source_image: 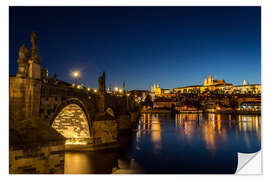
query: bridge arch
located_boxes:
[240,101,261,111]
[237,97,261,107]
[50,98,93,145]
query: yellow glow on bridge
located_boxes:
[52,104,90,146]
[65,139,87,145]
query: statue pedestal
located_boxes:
[28,60,40,79]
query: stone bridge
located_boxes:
[39,81,137,147]
[10,76,139,150]
[9,32,140,174]
[237,96,261,107]
[9,32,139,152]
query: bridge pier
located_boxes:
[9,33,66,174]
[9,77,41,127]
[9,76,66,174]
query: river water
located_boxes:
[64,113,261,174]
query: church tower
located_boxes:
[243,80,249,86]
[204,76,208,86]
[152,84,156,92]
[208,73,213,85]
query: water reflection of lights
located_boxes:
[64,152,93,174]
[139,113,163,152]
[237,115,261,134]
[208,113,215,121]
[143,113,260,155]
[175,114,200,138]
[141,113,163,151]
[175,113,260,154]
[217,114,221,133]
[204,122,216,150]
[176,113,202,121]
[151,114,162,151]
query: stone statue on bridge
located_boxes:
[98,72,106,94]
[98,72,106,112]
[30,32,40,64]
[16,44,30,77]
[16,32,41,79]
[31,32,38,50]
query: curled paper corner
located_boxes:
[236,150,262,175]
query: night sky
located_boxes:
[9,7,261,90]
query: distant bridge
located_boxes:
[237,97,261,107]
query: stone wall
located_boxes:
[40,95,63,124]
[9,144,65,174]
[9,77,41,126]
[92,120,118,145]
[118,115,131,132]
[118,112,139,133]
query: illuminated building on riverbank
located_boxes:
[151,84,171,95]
[173,73,261,94]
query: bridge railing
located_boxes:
[41,83,97,98]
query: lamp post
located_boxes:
[72,71,80,85]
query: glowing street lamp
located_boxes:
[114,87,119,92]
[73,71,79,78]
[72,71,80,85]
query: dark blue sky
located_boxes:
[9,7,261,90]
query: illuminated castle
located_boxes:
[152,83,162,95]
[204,73,229,86]
[173,73,261,94]
[151,83,171,95]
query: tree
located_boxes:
[204,88,210,94]
[143,95,153,108]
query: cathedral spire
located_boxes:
[204,76,208,86]
[208,73,213,85]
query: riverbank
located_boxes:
[141,109,171,113]
[142,108,261,115]
[205,109,261,115]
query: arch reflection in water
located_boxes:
[64,151,119,174]
[65,152,92,174]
